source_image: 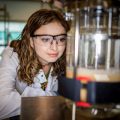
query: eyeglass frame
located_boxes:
[31,34,67,46]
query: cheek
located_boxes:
[35,46,46,54]
[59,46,66,56]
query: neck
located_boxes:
[42,63,52,75]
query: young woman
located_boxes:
[0,9,70,119]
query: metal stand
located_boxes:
[72,102,76,120]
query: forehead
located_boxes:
[34,22,66,35]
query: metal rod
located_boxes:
[106,8,112,70]
[72,102,76,120]
[74,2,80,79]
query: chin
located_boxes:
[48,58,58,63]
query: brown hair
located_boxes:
[10,40,20,48]
[12,9,70,85]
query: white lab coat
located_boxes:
[0,46,58,119]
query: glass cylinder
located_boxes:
[66,0,120,82]
[65,0,120,118]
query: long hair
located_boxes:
[12,9,70,85]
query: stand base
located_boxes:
[58,76,120,104]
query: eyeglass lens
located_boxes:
[33,35,67,46]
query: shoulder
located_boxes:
[2,46,17,57]
[1,46,19,64]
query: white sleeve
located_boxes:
[21,73,58,97]
[0,47,57,119]
[0,47,21,119]
[21,82,57,97]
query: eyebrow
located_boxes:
[31,34,67,37]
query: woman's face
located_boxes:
[30,22,66,65]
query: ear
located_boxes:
[30,37,34,48]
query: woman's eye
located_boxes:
[41,38,50,42]
[59,37,66,42]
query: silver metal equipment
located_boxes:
[58,0,120,119]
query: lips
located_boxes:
[48,53,58,57]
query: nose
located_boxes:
[50,40,58,51]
